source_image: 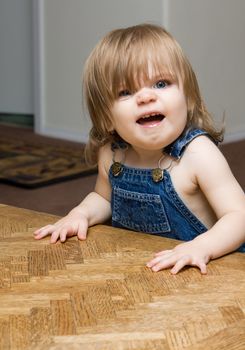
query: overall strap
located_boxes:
[164,128,212,159]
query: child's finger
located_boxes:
[197,261,207,274]
[59,228,69,243]
[33,225,55,239]
[146,255,165,268]
[154,249,173,257]
[170,255,190,274]
[147,255,177,272]
[50,230,62,244]
[77,221,88,240]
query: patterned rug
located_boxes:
[0,138,97,188]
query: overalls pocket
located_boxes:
[112,187,171,234]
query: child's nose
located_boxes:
[136,88,157,105]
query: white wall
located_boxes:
[34,0,164,142]
[167,0,245,141]
[0,0,33,114]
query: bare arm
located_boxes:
[147,137,245,274]
[34,144,113,243]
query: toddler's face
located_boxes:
[110,66,187,153]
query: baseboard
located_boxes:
[0,113,34,128]
[35,125,89,144]
[223,130,245,143]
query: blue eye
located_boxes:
[118,89,131,97]
[154,80,169,89]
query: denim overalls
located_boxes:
[109,128,245,252]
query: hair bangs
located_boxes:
[109,34,182,99]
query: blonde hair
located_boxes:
[83,23,223,165]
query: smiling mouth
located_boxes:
[136,113,165,126]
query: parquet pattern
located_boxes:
[0,204,245,350]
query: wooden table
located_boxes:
[0,204,245,350]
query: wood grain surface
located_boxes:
[0,204,244,350]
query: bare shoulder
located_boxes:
[186,134,219,154]
[184,135,244,203]
[183,135,229,173]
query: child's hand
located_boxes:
[33,209,88,243]
[146,240,211,274]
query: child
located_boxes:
[34,24,245,274]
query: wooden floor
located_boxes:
[1,204,245,350]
